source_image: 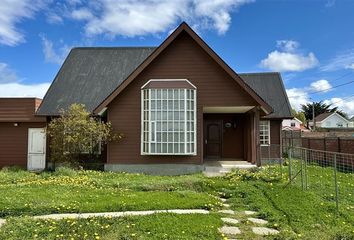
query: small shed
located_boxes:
[0,98,46,170]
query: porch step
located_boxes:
[203,163,257,177]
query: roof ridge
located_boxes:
[72,47,157,50]
[239,72,280,75]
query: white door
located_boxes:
[27,128,46,171]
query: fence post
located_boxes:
[333,153,339,214]
[301,150,304,190]
[304,148,308,190]
[288,147,292,183]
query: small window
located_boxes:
[259,120,270,145]
[291,122,295,127]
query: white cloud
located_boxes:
[324,97,354,117]
[46,12,64,24]
[0,82,50,98]
[66,0,253,38]
[321,49,354,71]
[40,35,71,65]
[286,88,310,111]
[260,40,319,72]
[310,79,332,92]
[0,0,45,46]
[0,62,20,83]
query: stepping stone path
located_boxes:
[248,217,268,225]
[0,219,5,228]
[218,209,235,214]
[221,218,239,225]
[244,210,257,215]
[252,227,279,235]
[219,226,241,235]
[216,194,279,237]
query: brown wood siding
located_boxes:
[0,122,46,168]
[107,32,258,164]
[0,98,46,122]
[260,120,282,159]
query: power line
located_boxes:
[288,71,354,98]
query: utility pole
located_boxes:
[312,101,316,131]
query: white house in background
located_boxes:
[310,112,351,129]
[349,117,354,128]
[282,117,303,131]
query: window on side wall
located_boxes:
[259,120,270,145]
[141,79,197,155]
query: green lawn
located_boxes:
[0,165,353,239]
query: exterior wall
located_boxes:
[0,98,45,122]
[0,98,46,169]
[282,119,301,128]
[107,32,258,165]
[260,119,282,160]
[315,114,350,128]
[0,122,46,168]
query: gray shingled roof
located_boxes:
[314,112,334,122]
[239,72,292,119]
[37,47,156,115]
[37,48,292,119]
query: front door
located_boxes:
[204,120,222,158]
[27,128,46,171]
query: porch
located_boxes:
[202,107,261,166]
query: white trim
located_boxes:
[292,117,303,124]
[140,89,144,155]
[259,120,270,146]
[97,107,107,116]
[141,79,197,89]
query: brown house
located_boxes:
[0,23,292,174]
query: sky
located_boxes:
[0,0,354,117]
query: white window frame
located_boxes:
[140,80,197,156]
[259,120,270,146]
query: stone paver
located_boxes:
[248,217,268,225]
[223,203,230,208]
[218,210,235,215]
[252,227,279,235]
[221,217,239,225]
[219,198,227,202]
[219,226,241,235]
[244,210,257,215]
[0,219,5,228]
[33,209,209,220]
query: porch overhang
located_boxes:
[203,106,258,114]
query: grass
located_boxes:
[0,213,223,240]
[0,164,353,239]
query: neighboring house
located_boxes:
[349,117,354,128]
[310,112,351,129]
[0,23,292,174]
[282,118,302,131]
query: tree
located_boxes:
[291,109,306,124]
[48,104,122,167]
[300,101,348,120]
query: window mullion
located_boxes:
[184,89,187,154]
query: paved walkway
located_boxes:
[0,209,209,228]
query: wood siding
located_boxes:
[107,32,259,164]
[0,98,45,122]
[0,122,46,168]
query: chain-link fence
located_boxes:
[259,145,354,214]
[285,147,354,213]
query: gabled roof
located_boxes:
[36,47,156,115]
[314,112,350,123]
[240,72,292,119]
[37,22,286,117]
[93,22,273,115]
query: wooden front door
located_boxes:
[204,120,223,158]
[27,128,46,171]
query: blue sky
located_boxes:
[0,0,354,116]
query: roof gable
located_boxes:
[37,47,156,115]
[316,112,349,123]
[93,22,273,115]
